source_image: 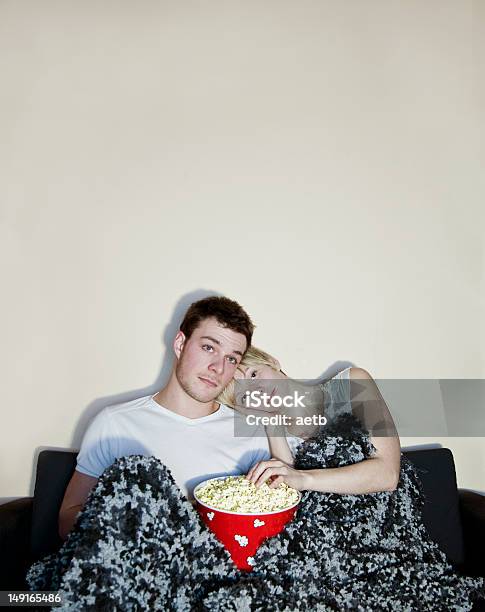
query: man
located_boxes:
[59,296,270,539]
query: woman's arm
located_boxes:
[264,424,295,465]
[247,438,400,494]
[303,433,401,494]
[247,368,401,494]
[233,401,295,466]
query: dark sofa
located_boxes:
[1,447,484,607]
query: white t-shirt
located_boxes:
[76,394,272,500]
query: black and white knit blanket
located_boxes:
[27,415,485,611]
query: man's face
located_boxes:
[174,317,247,403]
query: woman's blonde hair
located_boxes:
[216,345,281,408]
[218,345,324,439]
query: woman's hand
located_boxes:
[246,458,311,492]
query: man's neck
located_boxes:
[153,375,220,420]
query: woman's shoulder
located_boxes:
[348,367,373,380]
[323,368,374,412]
[322,367,373,399]
[333,367,373,381]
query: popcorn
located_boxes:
[195,475,299,513]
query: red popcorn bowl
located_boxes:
[193,476,301,571]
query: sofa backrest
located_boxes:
[30,447,464,565]
[31,450,78,561]
[403,448,464,564]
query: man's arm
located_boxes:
[60,407,118,539]
[58,470,98,540]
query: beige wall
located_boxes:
[1,1,483,499]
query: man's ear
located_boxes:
[173,331,186,359]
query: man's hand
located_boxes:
[245,458,311,492]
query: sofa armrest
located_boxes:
[0,498,33,589]
[459,489,485,578]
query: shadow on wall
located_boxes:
[28,288,225,496]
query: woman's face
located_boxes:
[232,360,288,411]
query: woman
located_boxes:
[218,346,402,497]
[213,346,485,610]
[27,348,485,610]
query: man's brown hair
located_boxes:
[180,296,254,349]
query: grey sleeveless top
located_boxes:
[286,367,352,456]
